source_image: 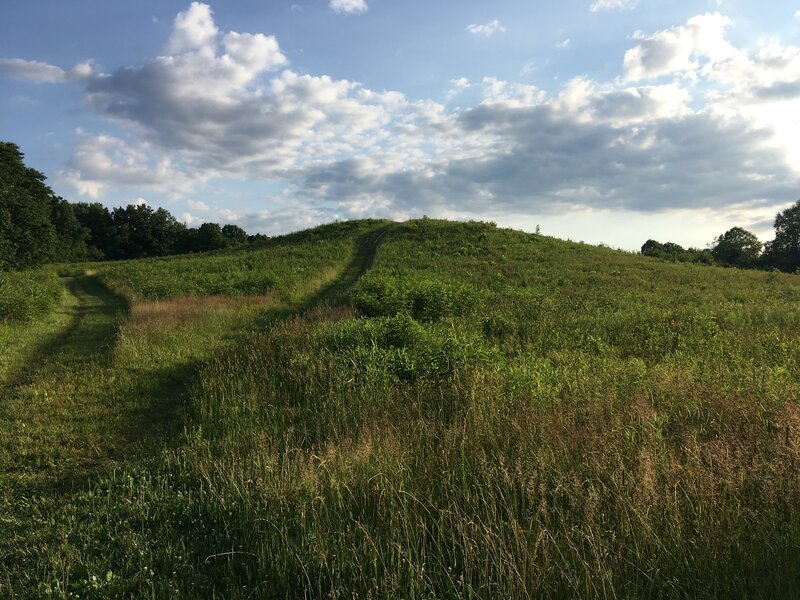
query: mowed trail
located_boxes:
[0,225,392,494]
[0,276,128,491]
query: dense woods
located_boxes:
[0,142,256,271]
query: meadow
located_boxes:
[1,219,798,598]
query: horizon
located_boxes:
[2,0,799,251]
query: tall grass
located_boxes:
[85,219,389,302]
[0,269,62,322]
[6,219,800,598]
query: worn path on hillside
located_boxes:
[1,227,394,594]
[0,276,128,491]
[0,225,392,494]
[303,225,390,308]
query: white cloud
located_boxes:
[795,10,800,18]
[0,58,93,83]
[217,207,239,222]
[59,132,195,197]
[590,0,638,12]
[41,4,800,232]
[164,2,218,54]
[329,0,367,15]
[188,199,210,211]
[466,20,506,37]
[556,39,571,49]
[623,13,737,80]
[133,197,148,206]
[445,77,471,101]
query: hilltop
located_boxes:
[1,218,799,598]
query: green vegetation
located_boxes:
[0,269,63,323]
[1,141,261,270]
[1,218,799,598]
[642,199,800,272]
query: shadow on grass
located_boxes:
[2,276,128,390]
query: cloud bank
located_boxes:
[1,4,799,235]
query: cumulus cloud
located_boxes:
[623,13,737,80]
[21,3,797,233]
[164,2,218,54]
[590,0,638,12]
[466,20,506,37]
[58,132,195,198]
[0,58,93,83]
[329,0,367,15]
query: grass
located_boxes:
[1,218,799,598]
[0,269,63,323]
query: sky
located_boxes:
[1,0,799,250]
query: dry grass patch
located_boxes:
[126,295,276,330]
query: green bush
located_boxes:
[321,314,498,381]
[352,275,477,321]
[0,269,62,322]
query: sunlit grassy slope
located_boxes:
[2,218,799,598]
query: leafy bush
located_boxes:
[0,269,62,322]
[321,314,499,381]
[352,275,477,321]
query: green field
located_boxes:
[1,219,798,598]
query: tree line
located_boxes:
[1,141,263,271]
[641,204,800,273]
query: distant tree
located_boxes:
[763,200,800,273]
[111,204,187,259]
[641,238,713,265]
[247,233,270,245]
[177,227,200,254]
[641,239,664,256]
[73,202,117,259]
[49,196,91,262]
[196,222,227,252]
[222,223,248,246]
[0,142,59,270]
[711,226,762,268]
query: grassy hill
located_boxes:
[1,218,799,598]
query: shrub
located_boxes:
[321,315,499,382]
[351,275,477,321]
[0,269,62,322]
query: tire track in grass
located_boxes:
[0,226,393,493]
[0,276,127,491]
[0,224,395,597]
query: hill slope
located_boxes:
[1,219,799,598]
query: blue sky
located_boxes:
[2,0,799,249]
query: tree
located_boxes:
[640,239,712,264]
[111,204,187,259]
[73,202,117,259]
[222,224,248,246]
[763,200,800,273]
[196,222,227,252]
[710,226,762,268]
[641,239,664,256]
[0,142,59,269]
